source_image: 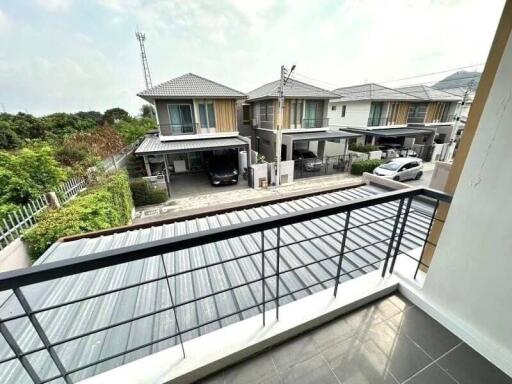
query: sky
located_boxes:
[0,0,505,116]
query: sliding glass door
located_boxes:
[168,104,194,135]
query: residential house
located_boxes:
[135,73,250,194]
[245,78,359,163]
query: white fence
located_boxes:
[0,176,87,250]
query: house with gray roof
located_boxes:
[328,83,464,160]
[135,73,251,195]
[243,78,359,167]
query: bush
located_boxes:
[114,117,155,144]
[24,172,133,260]
[349,143,379,153]
[0,121,22,150]
[130,179,168,207]
[350,159,382,175]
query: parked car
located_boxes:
[208,155,238,186]
[292,149,322,171]
[373,157,423,181]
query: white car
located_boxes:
[373,157,423,181]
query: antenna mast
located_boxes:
[135,31,153,90]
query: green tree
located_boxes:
[104,108,130,125]
[0,146,66,205]
[7,113,48,140]
[75,111,104,125]
[0,121,22,149]
[140,104,156,119]
[42,113,97,135]
[114,117,155,144]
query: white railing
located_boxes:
[101,139,141,171]
[0,177,87,250]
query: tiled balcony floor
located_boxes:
[199,293,512,384]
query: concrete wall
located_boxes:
[269,160,294,185]
[421,31,512,376]
[0,238,31,272]
[428,162,452,191]
[255,129,276,162]
[328,100,371,127]
[250,163,268,189]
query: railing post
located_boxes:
[0,320,41,383]
[275,227,281,320]
[381,198,405,277]
[389,197,413,273]
[414,200,440,279]
[159,254,186,358]
[333,211,351,297]
[261,231,266,326]
[13,288,72,384]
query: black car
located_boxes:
[292,149,322,171]
[208,155,239,186]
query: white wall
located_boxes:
[328,100,371,127]
[421,32,512,376]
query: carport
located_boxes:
[135,135,250,196]
[344,127,435,147]
[282,130,362,160]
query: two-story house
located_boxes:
[135,73,250,194]
[328,83,462,152]
[245,78,359,163]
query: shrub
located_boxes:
[24,172,133,260]
[130,179,168,207]
[349,143,379,153]
[114,117,155,144]
[0,121,22,150]
[350,159,382,175]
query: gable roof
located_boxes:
[396,85,461,101]
[137,73,247,99]
[246,78,339,101]
[332,83,419,102]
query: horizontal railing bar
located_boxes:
[0,187,449,291]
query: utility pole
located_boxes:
[275,64,295,187]
[452,80,474,140]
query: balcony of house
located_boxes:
[0,180,460,384]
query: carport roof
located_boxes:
[135,136,248,155]
[285,130,361,141]
[344,127,433,137]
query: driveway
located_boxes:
[403,163,435,187]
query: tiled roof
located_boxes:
[247,78,339,101]
[396,85,461,101]
[137,73,247,99]
[332,83,419,102]
[135,136,248,155]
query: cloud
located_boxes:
[36,0,73,12]
[0,9,10,34]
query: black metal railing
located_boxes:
[301,118,329,128]
[0,187,451,383]
[159,122,199,136]
[294,154,353,179]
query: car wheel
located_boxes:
[415,171,423,180]
[393,175,400,181]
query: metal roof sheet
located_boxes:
[332,83,419,102]
[285,130,361,141]
[135,136,248,155]
[345,127,434,137]
[137,73,247,99]
[0,185,434,383]
[247,78,339,101]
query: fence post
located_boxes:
[334,211,351,297]
[382,199,405,277]
[261,231,266,326]
[275,227,281,320]
[46,192,61,210]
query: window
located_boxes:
[242,105,250,123]
[198,102,216,129]
[290,99,303,126]
[341,105,346,118]
[259,100,274,122]
[167,104,194,135]
[331,105,336,111]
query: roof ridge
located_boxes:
[185,72,246,96]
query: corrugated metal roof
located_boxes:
[396,85,461,101]
[345,127,434,137]
[137,73,247,99]
[135,136,248,155]
[332,83,419,102]
[247,78,339,101]
[285,130,361,141]
[0,185,434,383]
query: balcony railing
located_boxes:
[0,187,451,383]
[301,118,329,128]
[159,122,199,136]
[407,114,456,125]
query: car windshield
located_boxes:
[380,162,402,171]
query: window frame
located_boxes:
[198,100,216,130]
[167,103,195,135]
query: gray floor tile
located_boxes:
[196,371,225,384]
[326,342,398,384]
[387,293,414,312]
[224,352,279,384]
[270,333,320,372]
[321,335,361,364]
[388,306,461,359]
[310,317,356,352]
[438,343,512,384]
[279,355,340,384]
[346,296,405,332]
[404,364,457,384]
